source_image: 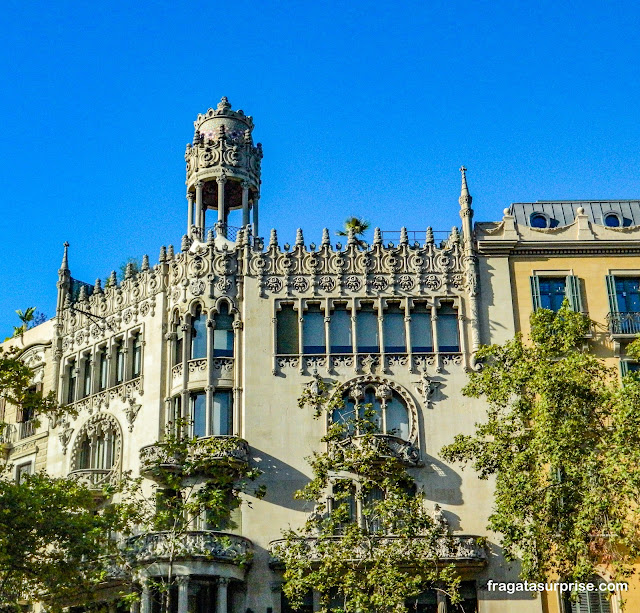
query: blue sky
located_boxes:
[1,0,639,335]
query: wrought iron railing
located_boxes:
[18,420,35,439]
[332,434,421,467]
[68,468,115,491]
[607,311,640,335]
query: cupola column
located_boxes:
[252,195,260,237]
[195,181,204,238]
[187,192,194,234]
[217,175,227,229]
[241,181,250,228]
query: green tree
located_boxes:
[441,303,640,585]
[275,377,469,613]
[336,217,370,248]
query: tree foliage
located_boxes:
[441,303,640,584]
[276,377,465,613]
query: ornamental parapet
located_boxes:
[268,535,486,568]
[332,434,421,467]
[68,468,117,493]
[139,435,249,481]
[127,530,253,565]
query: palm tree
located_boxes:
[14,307,36,337]
[336,216,370,247]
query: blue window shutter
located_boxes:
[606,274,618,313]
[530,276,541,311]
[566,275,583,312]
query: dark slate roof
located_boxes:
[510,201,640,228]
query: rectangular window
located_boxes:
[383,303,406,352]
[82,354,92,398]
[277,304,299,354]
[437,303,460,352]
[410,302,433,353]
[169,396,181,433]
[211,390,233,436]
[98,348,108,391]
[132,333,142,378]
[531,275,583,313]
[330,304,352,353]
[356,304,379,353]
[115,341,125,384]
[213,310,234,357]
[191,392,207,438]
[607,275,640,335]
[191,310,207,360]
[303,304,326,354]
[175,325,184,365]
[615,277,640,312]
[539,277,567,311]
[16,462,32,484]
[67,360,77,404]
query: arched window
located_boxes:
[604,212,622,228]
[530,212,550,228]
[190,306,207,360]
[71,413,122,486]
[173,314,184,366]
[213,302,234,357]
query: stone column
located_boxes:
[177,576,189,613]
[241,181,250,228]
[217,175,227,229]
[187,191,194,234]
[217,577,229,613]
[252,194,260,237]
[140,582,151,613]
[195,181,204,238]
[436,589,448,613]
[206,317,215,433]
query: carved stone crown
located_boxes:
[193,97,254,135]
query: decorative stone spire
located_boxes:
[295,228,304,247]
[321,228,330,247]
[109,271,117,287]
[400,227,408,245]
[78,285,87,302]
[269,229,278,249]
[207,229,215,245]
[60,241,69,272]
[94,278,103,294]
[125,262,134,280]
[373,227,382,246]
[141,254,149,271]
[425,227,434,244]
[450,226,460,243]
[181,234,190,252]
[167,245,174,259]
[347,227,356,246]
[159,246,167,262]
[459,166,472,209]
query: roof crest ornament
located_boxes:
[459,166,472,209]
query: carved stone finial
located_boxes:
[207,229,215,244]
[459,166,472,209]
[217,96,231,112]
[373,227,382,245]
[109,270,118,287]
[400,227,409,245]
[141,254,149,271]
[125,262,134,280]
[64,294,71,308]
[347,227,356,246]
[503,208,511,217]
[94,278,102,294]
[159,245,167,262]
[321,228,330,247]
[167,244,175,259]
[425,227,434,244]
[78,285,87,302]
[269,229,278,248]
[60,242,70,271]
[450,227,460,243]
[295,228,304,247]
[181,235,190,252]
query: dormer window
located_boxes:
[530,212,550,228]
[604,212,622,227]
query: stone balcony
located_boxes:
[269,535,486,569]
[332,433,421,467]
[139,435,249,481]
[68,468,116,493]
[126,530,253,566]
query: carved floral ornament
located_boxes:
[329,376,419,443]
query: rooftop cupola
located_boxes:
[185,97,263,241]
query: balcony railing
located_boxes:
[269,535,486,567]
[332,434,421,467]
[126,530,253,565]
[0,423,16,445]
[18,420,35,440]
[607,311,640,336]
[139,435,249,480]
[68,468,115,492]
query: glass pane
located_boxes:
[330,307,352,353]
[83,360,91,397]
[411,304,433,352]
[175,325,183,365]
[303,308,325,354]
[385,395,409,440]
[192,392,206,437]
[277,304,299,354]
[383,308,406,352]
[333,398,356,435]
[211,390,233,436]
[116,345,125,383]
[133,336,142,377]
[539,278,566,312]
[213,328,234,357]
[362,389,381,430]
[99,352,108,390]
[437,304,459,351]
[357,308,379,353]
[191,311,207,359]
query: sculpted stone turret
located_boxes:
[185,97,262,242]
